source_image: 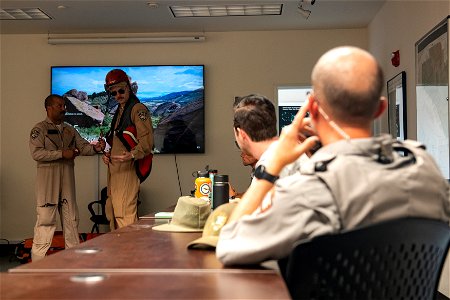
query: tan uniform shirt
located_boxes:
[110,103,153,159]
[30,118,97,206]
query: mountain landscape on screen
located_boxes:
[52,65,205,154]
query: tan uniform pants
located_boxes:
[31,163,79,261]
[31,198,80,261]
[106,159,140,230]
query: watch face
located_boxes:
[255,165,264,178]
[255,165,279,183]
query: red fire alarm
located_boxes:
[391,50,400,67]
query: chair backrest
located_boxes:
[87,187,109,233]
[280,217,450,300]
[100,187,108,204]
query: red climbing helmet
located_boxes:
[104,69,130,91]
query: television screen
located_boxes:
[51,65,205,154]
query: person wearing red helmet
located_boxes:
[102,69,154,230]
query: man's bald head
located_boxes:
[311,46,384,126]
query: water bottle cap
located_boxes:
[214,174,229,182]
[198,170,209,177]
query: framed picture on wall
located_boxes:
[415,16,449,179]
[387,71,407,140]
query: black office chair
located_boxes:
[278,217,450,300]
[88,187,143,233]
[87,187,109,233]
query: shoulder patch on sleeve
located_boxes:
[137,110,149,122]
[30,127,41,140]
[300,153,336,175]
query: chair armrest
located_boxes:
[88,200,103,215]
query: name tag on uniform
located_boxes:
[47,129,59,134]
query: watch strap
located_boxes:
[255,165,279,183]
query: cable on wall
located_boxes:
[174,154,183,196]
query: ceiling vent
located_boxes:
[0,8,51,20]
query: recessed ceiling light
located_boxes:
[0,8,51,20]
[147,2,159,9]
[170,4,282,18]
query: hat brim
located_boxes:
[187,236,218,249]
[106,81,128,91]
[152,222,203,233]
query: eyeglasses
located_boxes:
[312,96,350,141]
[110,89,126,97]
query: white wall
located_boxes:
[369,1,450,296]
[369,0,450,139]
[0,29,368,241]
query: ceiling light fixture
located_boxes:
[147,2,159,9]
[297,0,315,19]
[0,8,51,20]
[48,35,206,45]
[170,4,282,17]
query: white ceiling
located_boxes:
[0,0,386,34]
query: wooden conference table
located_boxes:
[2,213,290,299]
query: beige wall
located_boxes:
[1,2,449,296]
[0,29,367,241]
[0,31,2,235]
[369,1,450,296]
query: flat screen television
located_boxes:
[51,65,205,154]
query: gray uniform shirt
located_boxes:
[216,135,450,266]
[252,143,309,214]
[256,142,309,178]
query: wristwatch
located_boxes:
[254,165,279,184]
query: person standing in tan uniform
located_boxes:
[102,69,154,230]
[29,94,106,261]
